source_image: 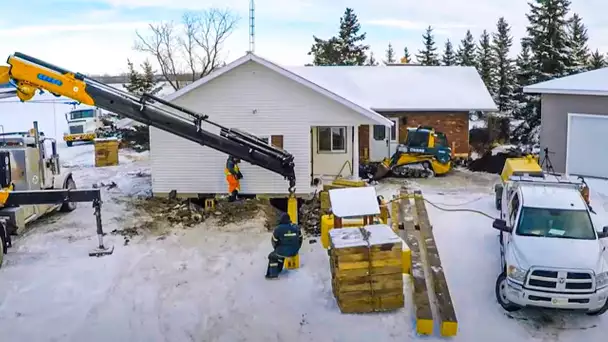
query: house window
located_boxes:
[318,127,346,153]
[373,125,386,141]
[258,135,284,148]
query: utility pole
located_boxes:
[249,0,255,53]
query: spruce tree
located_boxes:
[512,42,540,144]
[524,0,572,81]
[337,8,369,65]
[402,47,411,63]
[367,52,379,66]
[140,59,159,94]
[385,43,396,64]
[568,13,590,74]
[124,59,144,94]
[456,30,477,67]
[589,49,606,70]
[492,17,516,113]
[308,8,369,65]
[442,39,456,66]
[476,30,495,94]
[416,26,440,66]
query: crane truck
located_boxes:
[0,52,298,266]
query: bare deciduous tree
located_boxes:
[134,8,239,90]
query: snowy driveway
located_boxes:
[0,150,607,342]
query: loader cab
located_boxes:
[404,127,449,149]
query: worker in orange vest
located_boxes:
[225,156,243,202]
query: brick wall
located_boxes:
[380,111,469,154]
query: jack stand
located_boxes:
[287,194,298,224]
[88,199,114,257]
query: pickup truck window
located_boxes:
[516,207,596,240]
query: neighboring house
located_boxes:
[289,65,496,162]
[524,68,608,178]
[151,53,495,197]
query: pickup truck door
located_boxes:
[504,191,520,246]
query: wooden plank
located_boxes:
[399,189,433,335]
[413,192,458,337]
[337,293,404,313]
[330,243,401,255]
[332,258,402,270]
[331,265,404,279]
[333,249,402,262]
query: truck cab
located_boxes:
[63,107,104,146]
[494,176,608,315]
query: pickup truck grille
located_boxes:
[526,268,595,294]
[70,125,84,134]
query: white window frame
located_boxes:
[317,126,347,153]
[257,135,272,146]
[390,118,398,142]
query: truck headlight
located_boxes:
[596,272,608,289]
[507,265,527,283]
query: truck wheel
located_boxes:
[586,300,608,316]
[0,223,6,268]
[495,272,521,312]
[60,177,77,212]
[66,141,73,147]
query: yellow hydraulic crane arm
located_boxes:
[0,55,94,104]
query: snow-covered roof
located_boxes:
[286,65,498,112]
[163,53,394,126]
[524,67,608,96]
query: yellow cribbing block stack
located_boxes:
[284,254,300,270]
[329,225,404,314]
[500,155,543,182]
[94,137,119,167]
[320,191,330,211]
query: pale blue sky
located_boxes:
[0,0,606,75]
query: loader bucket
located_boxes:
[373,163,391,180]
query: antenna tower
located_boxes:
[249,0,255,53]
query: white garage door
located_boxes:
[567,113,608,178]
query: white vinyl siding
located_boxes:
[150,61,377,195]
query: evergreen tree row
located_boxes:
[308,3,607,143]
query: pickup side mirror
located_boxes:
[493,219,512,233]
[598,226,608,239]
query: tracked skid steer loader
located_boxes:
[372,126,453,180]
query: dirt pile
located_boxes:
[126,196,279,232]
[299,195,321,236]
[467,149,523,174]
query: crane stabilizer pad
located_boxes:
[89,245,114,257]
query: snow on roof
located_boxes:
[520,183,587,210]
[524,67,608,96]
[286,65,498,112]
[163,53,393,126]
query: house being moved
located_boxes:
[151,53,496,197]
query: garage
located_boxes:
[524,67,608,175]
[567,113,608,178]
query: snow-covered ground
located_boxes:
[0,145,607,342]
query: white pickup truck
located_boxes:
[493,176,608,316]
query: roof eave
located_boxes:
[372,107,499,112]
[523,87,608,97]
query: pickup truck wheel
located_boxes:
[496,272,521,312]
[60,177,77,212]
[66,141,73,147]
[586,299,608,316]
[0,223,6,268]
